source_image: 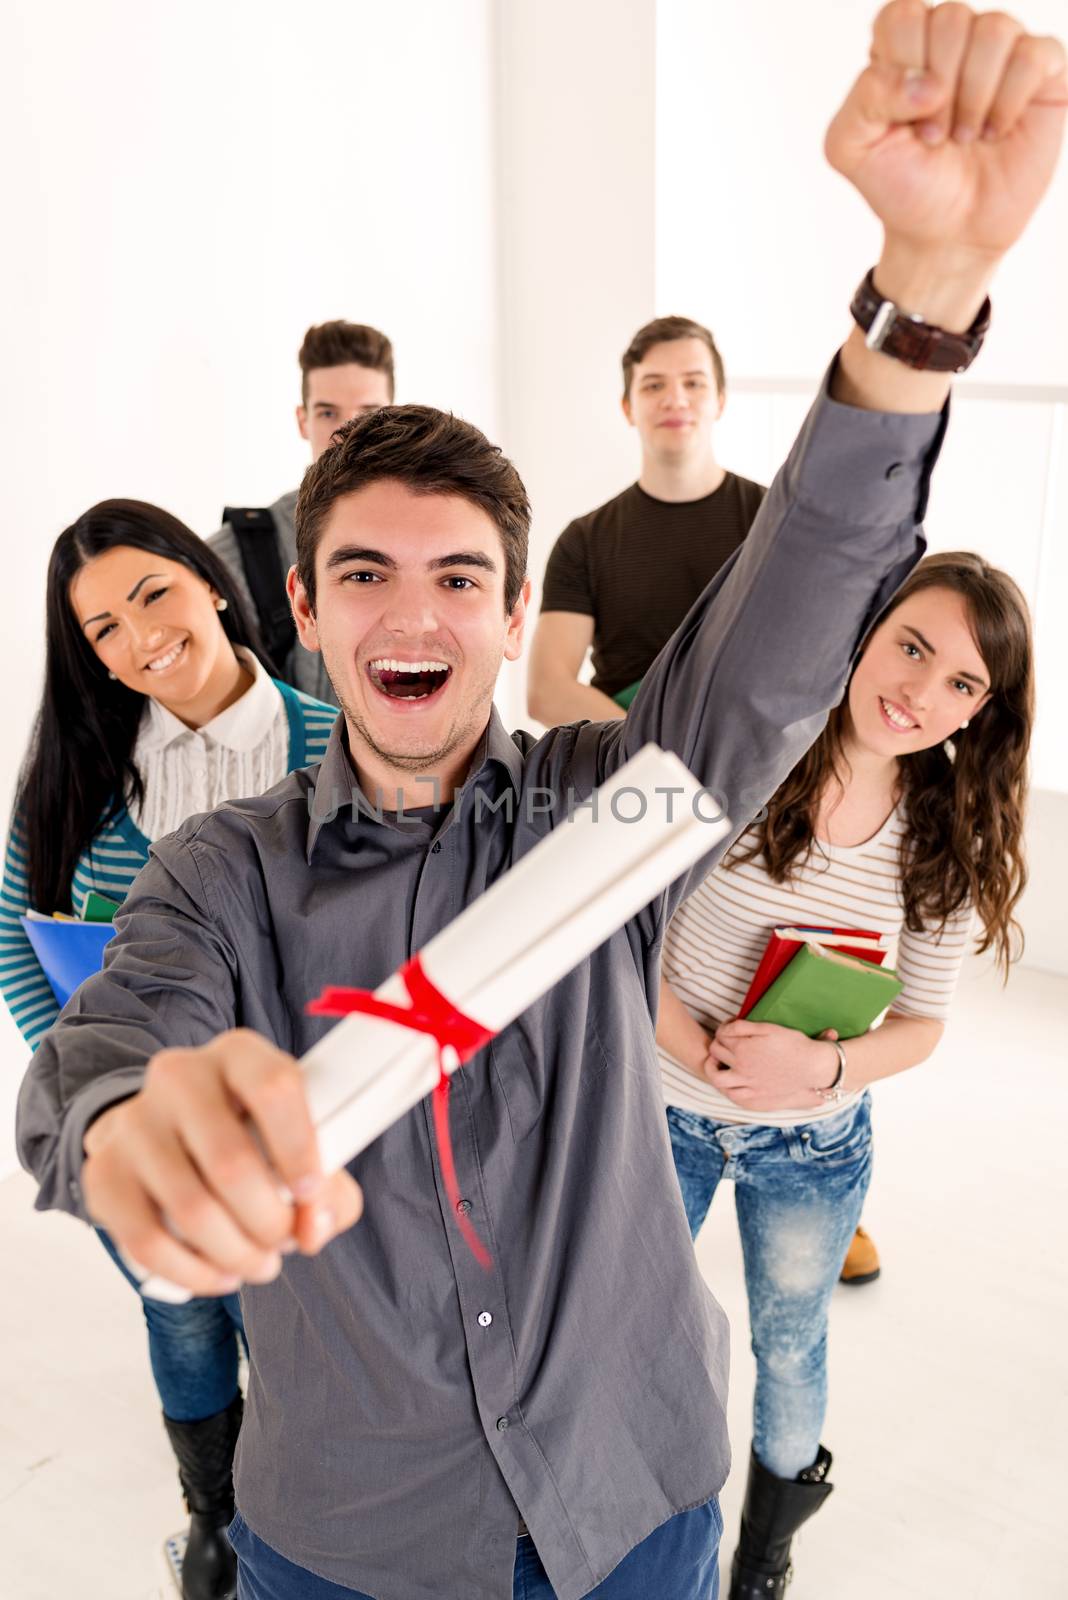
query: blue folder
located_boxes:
[20,916,115,1008]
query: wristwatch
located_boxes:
[815,1039,848,1105]
[850,268,991,373]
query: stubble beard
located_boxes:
[331,659,500,778]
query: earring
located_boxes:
[960,719,969,730]
[108,670,117,680]
[215,597,228,612]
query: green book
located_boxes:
[746,941,903,1039]
[83,891,120,924]
[612,679,643,711]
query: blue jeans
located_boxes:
[229,1499,722,1598]
[97,1229,245,1423]
[667,1094,873,1479]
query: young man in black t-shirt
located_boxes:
[528,315,764,725]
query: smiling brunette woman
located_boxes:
[656,551,1033,1599]
[0,499,337,1600]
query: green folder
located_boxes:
[613,679,643,711]
[746,941,903,1039]
[83,891,120,924]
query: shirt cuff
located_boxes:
[49,1068,148,1222]
[790,358,949,527]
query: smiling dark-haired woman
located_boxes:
[0,499,337,1600]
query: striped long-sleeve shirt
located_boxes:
[1,678,336,1051]
[659,805,974,1127]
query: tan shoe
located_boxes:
[839,1224,880,1285]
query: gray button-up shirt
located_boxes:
[18,377,942,1600]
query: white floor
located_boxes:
[1,954,1065,1599]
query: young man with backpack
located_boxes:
[210,320,394,704]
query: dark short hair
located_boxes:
[622,315,725,399]
[295,406,530,614]
[298,321,395,405]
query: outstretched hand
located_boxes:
[82,1029,364,1299]
[827,2,1066,270]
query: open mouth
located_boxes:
[145,639,188,673]
[879,696,918,732]
[367,657,452,701]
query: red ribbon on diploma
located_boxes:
[307,955,496,1269]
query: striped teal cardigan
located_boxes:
[0,681,337,1052]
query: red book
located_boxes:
[739,925,888,1018]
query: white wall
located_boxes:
[0,0,502,1175]
[494,0,659,726]
[1017,789,1068,975]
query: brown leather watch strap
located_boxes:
[850,269,991,374]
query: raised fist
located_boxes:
[826,2,1066,263]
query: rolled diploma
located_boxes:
[139,744,729,1301]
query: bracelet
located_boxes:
[815,1040,848,1105]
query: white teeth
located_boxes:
[369,657,449,674]
[147,641,186,672]
[881,697,915,730]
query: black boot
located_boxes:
[729,1445,834,1599]
[163,1394,243,1600]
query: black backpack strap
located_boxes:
[223,506,297,665]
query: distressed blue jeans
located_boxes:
[667,1094,873,1479]
[97,1229,246,1423]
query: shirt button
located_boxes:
[885,462,904,480]
[431,841,442,854]
[456,1199,472,1215]
[496,1416,510,1432]
[477,1311,493,1328]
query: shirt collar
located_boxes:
[306,706,524,862]
[473,705,524,794]
[136,648,281,755]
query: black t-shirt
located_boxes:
[540,473,766,699]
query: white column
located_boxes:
[492,0,659,728]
